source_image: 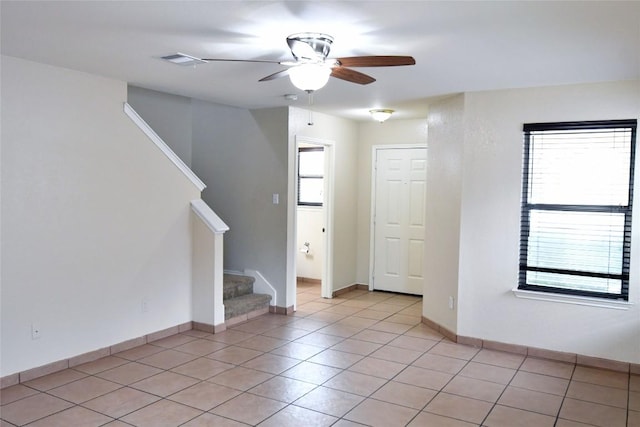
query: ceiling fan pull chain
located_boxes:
[307,90,314,126]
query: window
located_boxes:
[519,119,636,301]
[298,147,324,206]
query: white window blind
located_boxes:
[519,120,636,300]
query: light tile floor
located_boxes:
[1,282,639,426]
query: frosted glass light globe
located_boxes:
[289,64,331,92]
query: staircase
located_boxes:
[223,273,272,324]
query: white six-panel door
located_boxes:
[372,147,427,295]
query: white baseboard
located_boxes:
[244,269,277,306]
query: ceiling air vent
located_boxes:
[161,53,206,66]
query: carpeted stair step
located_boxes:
[223,273,254,300]
[224,293,272,320]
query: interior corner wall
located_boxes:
[355,119,428,284]
[0,56,200,376]
[127,87,291,307]
[422,95,465,334]
[457,81,640,363]
[191,102,290,306]
[288,107,359,298]
[127,86,193,167]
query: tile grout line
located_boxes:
[253,290,423,426]
[382,330,446,426]
[627,370,632,427]
[422,346,482,426]
[239,291,419,426]
[232,289,361,425]
[554,362,577,427]
[477,350,528,427]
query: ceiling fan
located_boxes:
[162,32,416,92]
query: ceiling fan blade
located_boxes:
[259,69,290,82]
[335,56,416,67]
[331,67,376,85]
[200,58,284,64]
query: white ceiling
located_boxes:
[2,1,639,121]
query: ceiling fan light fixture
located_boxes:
[289,63,332,92]
[369,109,394,122]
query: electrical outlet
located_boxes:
[141,299,149,313]
[31,323,41,340]
[448,296,455,310]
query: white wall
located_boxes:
[422,95,466,334]
[356,119,428,283]
[296,207,324,280]
[443,81,640,363]
[288,108,359,302]
[0,56,200,376]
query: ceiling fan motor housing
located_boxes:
[287,32,334,61]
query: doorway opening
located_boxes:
[292,137,334,309]
[296,144,324,300]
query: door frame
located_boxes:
[369,144,428,291]
[289,136,335,308]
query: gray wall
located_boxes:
[192,102,289,300]
[127,86,193,167]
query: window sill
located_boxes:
[511,288,632,310]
